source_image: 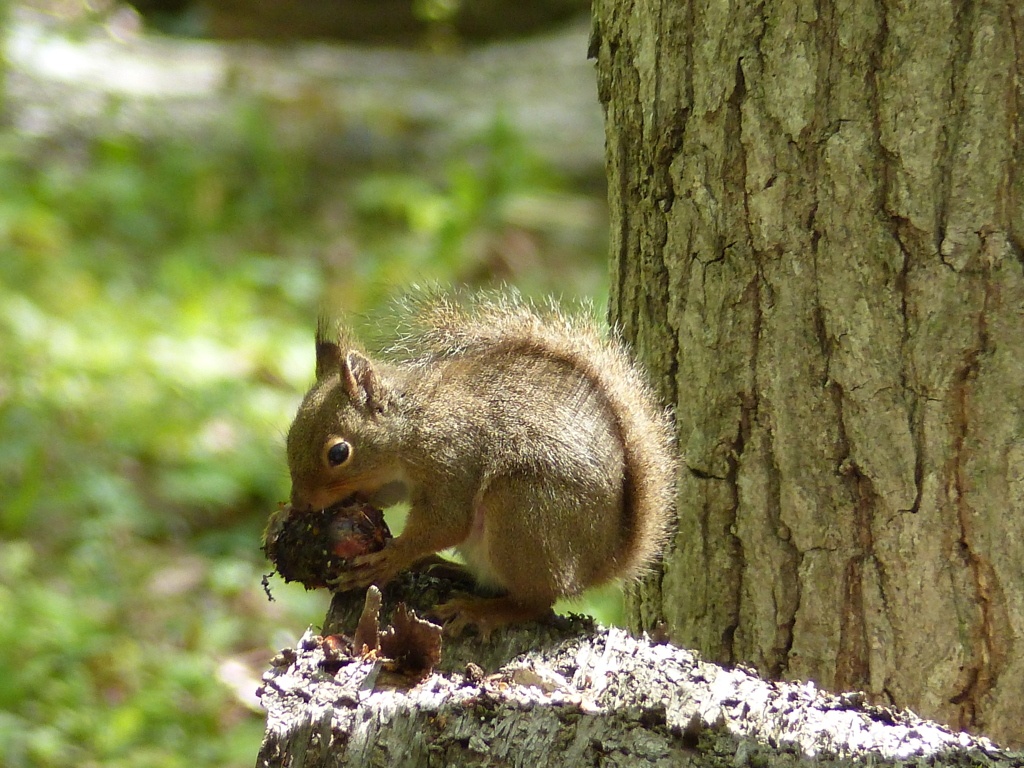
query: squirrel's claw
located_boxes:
[326,568,370,592]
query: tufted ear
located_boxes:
[314,319,343,381]
[340,351,383,411]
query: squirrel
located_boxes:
[285,293,676,637]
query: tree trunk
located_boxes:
[593,0,1024,748]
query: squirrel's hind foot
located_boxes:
[432,596,554,641]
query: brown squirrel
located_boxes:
[285,294,676,636]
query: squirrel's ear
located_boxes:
[315,339,343,381]
[341,351,382,410]
[315,320,342,380]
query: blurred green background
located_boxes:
[0,1,614,766]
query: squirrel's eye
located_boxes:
[325,440,352,467]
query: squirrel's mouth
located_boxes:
[367,479,408,507]
[289,483,361,513]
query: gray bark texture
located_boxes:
[592,0,1024,748]
[254,576,1022,768]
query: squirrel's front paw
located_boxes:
[328,546,404,592]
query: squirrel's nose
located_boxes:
[288,484,317,512]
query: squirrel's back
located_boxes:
[385,293,677,581]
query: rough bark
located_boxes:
[593,0,1024,748]
[255,576,1023,768]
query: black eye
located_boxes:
[326,441,351,467]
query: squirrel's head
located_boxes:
[285,327,407,512]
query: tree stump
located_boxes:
[255,575,1023,767]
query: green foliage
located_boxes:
[0,115,335,768]
[0,540,286,768]
[0,130,316,545]
[342,115,609,308]
[0,100,608,767]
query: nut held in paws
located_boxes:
[263,495,392,590]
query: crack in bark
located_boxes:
[892,227,925,515]
[826,374,878,695]
[811,0,834,148]
[875,0,924,519]
[722,388,754,666]
[716,40,756,667]
[724,28,798,675]
[750,257,799,678]
[606,20,632,335]
[834,474,876,694]
[947,275,1002,732]
[937,0,978,264]
[1008,3,1024,272]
